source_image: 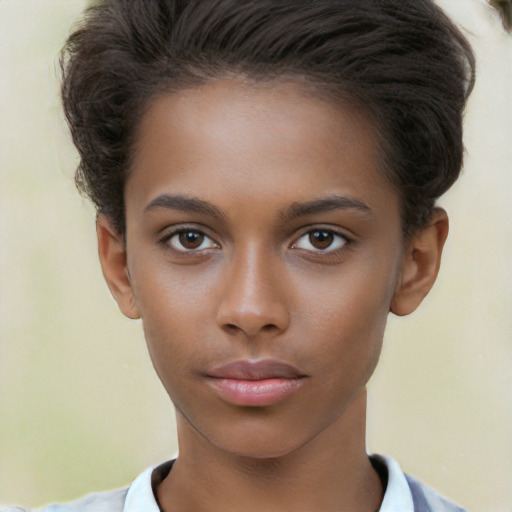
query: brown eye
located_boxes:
[309,230,334,249]
[167,229,218,252]
[292,229,347,252]
[179,231,204,249]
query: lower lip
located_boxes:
[207,377,306,406]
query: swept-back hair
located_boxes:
[61,0,475,237]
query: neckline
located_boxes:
[151,457,387,512]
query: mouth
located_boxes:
[204,359,308,407]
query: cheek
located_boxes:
[131,253,214,320]
[301,264,394,333]
[128,263,199,360]
[293,262,395,374]
[130,260,227,379]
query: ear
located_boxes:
[390,208,449,316]
[96,215,140,319]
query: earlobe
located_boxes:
[390,208,449,316]
[96,215,140,319]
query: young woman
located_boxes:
[2,1,475,510]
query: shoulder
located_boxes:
[0,487,128,512]
[0,461,172,512]
[371,454,467,512]
[405,473,467,512]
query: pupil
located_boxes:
[179,231,203,249]
[310,230,333,249]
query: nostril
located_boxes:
[222,322,279,335]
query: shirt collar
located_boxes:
[123,455,414,512]
[372,454,415,512]
[123,465,162,512]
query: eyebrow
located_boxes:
[280,195,373,222]
[144,194,226,221]
[144,193,372,223]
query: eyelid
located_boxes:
[289,226,352,252]
[159,224,221,252]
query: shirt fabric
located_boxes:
[0,454,466,512]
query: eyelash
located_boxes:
[159,226,352,257]
[160,227,220,253]
[290,228,350,253]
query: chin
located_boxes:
[207,421,319,461]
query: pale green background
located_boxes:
[0,1,511,510]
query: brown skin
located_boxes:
[97,80,448,512]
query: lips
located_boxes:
[206,360,307,380]
[205,360,308,406]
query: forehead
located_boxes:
[127,79,398,221]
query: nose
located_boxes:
[216,247,290,339]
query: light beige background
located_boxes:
[0,1,510,510]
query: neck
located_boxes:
[158,390,383,512]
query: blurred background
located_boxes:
[0,0,510,510]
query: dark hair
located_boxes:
[61,0,475,238]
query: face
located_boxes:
[108,80,410,459]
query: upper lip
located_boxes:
[205,359,307,380]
